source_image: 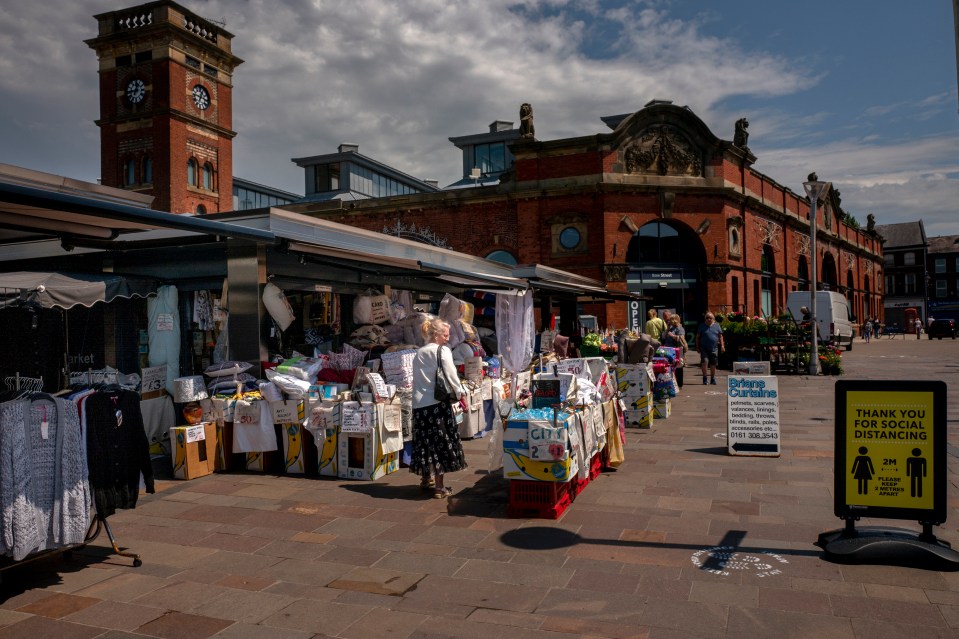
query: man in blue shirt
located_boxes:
[697,312,724,385]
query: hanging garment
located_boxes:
[84,390,154,518]
[148,285,180,395]
[495,290,534,374]
[0,396,91,560]
[193,290,215,331]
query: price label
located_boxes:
[141,365,167,394]
[464,356,483,381]
[185,424,206,443]
[271,400,301,424]
[156,313,175,331]
[556,358,589,380]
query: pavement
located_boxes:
[2,336,959,638]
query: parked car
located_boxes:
[927,319,956,339]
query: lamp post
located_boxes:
[803,173,830,376]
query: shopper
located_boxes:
[645,309,667,340]
[914,317,923,339]
[863,318,872,344]
[697,312,724,385]
[410,318,467,498]
[662,314,687,388]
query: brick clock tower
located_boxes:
[86,1,242,214]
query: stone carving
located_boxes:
[519,103,535,139]
[624,125,701,176]
[733,118,749,150]
[704,264,731,282]
[604,264,628,282]
[866,213,875,232]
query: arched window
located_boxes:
[202,163,213,190]
[485,250,517,265]
[142,156,152,184]
[761,245,775,317]
[196,204,207,215]
[187,159,197,186]
[798,256,809,291]
[628,221,681,264]
[124,159,136,186]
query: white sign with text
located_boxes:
[726,375,780,457]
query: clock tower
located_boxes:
[86,1,243,214]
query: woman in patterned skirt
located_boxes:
[410,318,467,498]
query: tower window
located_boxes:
[115,54,132,67]
[124,159,136,186]
[185,56,201,70]
[203,64,218,78]
[135,50,152,63]
[187,159,197,186]
[142,156,153,184]
[314,163,340,193]
[202,163,213,190]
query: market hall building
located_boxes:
[283,101,885,331]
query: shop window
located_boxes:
[187,159,197,186]
[935,258,946,273]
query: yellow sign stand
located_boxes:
[818,380,956,565]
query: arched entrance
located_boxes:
[821,253,838,291]
[798,256,809,291]
[625,220,707,324]
[864,275,871,319]
[761,245,776,317]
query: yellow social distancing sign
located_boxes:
[835,381,946,524]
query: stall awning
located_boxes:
[0,271,159,309]
[271,209,526,291]
[511,264,610,296]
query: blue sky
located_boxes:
[0,0,956,234]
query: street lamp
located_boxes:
[803,173,830,376]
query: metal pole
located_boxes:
[808,196,819,375]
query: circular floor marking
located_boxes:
[690,545,789,577]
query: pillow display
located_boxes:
[204,360,254,378]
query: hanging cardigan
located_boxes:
[0,397,91,561]
[84,390,154,518]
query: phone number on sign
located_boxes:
[729,432,779,439]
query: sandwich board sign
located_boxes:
[726,375,780,457]
[833,380,946,523]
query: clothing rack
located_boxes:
[0,379,143,580]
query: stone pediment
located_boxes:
[622,125,703,177]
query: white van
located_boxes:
[785,290,855,351]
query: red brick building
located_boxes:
[286,101,884,330]
[86,1,242,215]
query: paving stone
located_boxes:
[466,608,545,629]
[327,566,424,596]
[639,599,728,638]
[539,615,650,639]
[14,592,100,618]
[72,571,170,603]
[758,586,832,615]
[337,608,429,638]
[534,588,646,625]
[565,569,640,594]
[189,588,297,624]
[0,610,30,629]
[0,614,106,639]
[406,575,548,613]
[188,533,272,554]
[62,599,164,630]
[373,550,467,577]
[259,599,371,635]
[407,615,583,639]
[207,621,315,639]
[251,540,331,561]
[212,574,276,591]
[726,605,854,638]
[848,617,959,639]
[134,610,233,638]
[863,582,930,603]
[829,594,947,627]
[131,581,232,612]
[192,550,284,577]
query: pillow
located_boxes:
[263,282,295,331]
[553,334,570,358]
[205,361,254,378]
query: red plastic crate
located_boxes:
[507,479,573,519]
[570,472,589,499]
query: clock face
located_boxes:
[192,85,210,110]
[126,79,145,104]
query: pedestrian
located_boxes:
[697,312,724,385]
[863,318,872,344]
[410,318,468,498]
[874,320,881,339]
[663,314,687,388]
[645,309,667,341]
[801,306,811,321]
[915,317,923,339]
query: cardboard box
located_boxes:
[280,422,319,475]
[213,422,234,471]
[626,392,653,411]
[170,422,216,480]
[653,399,672,419]
[624,407,654,429]
[245,449,280,473]
[337,429,398,481]
[502,449,578,482]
